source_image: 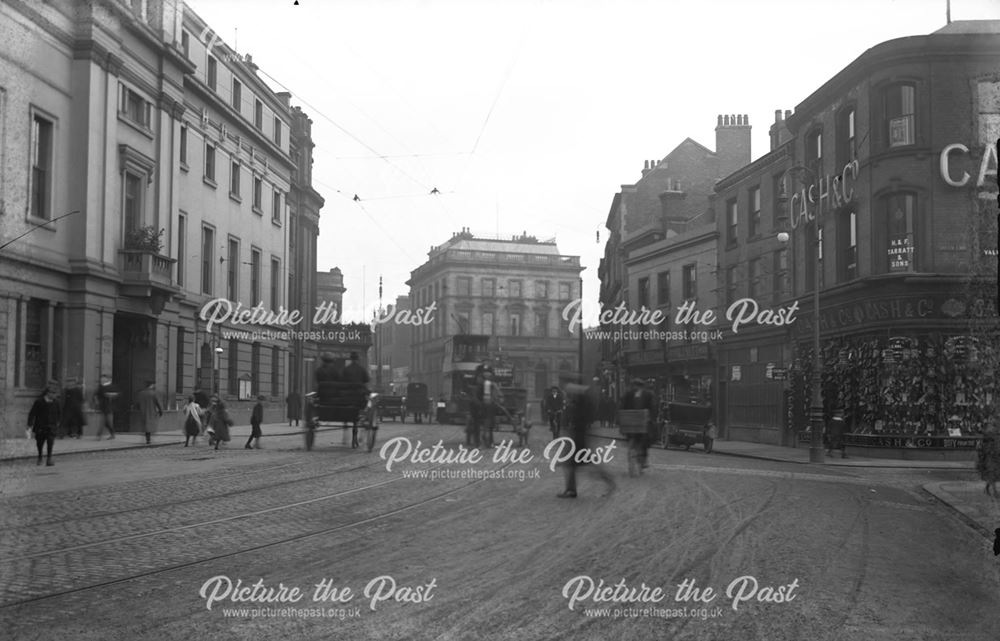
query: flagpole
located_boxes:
[947,0,951,24]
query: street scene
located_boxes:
[1,420,998,641]
[1,0,999,639]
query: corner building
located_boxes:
[716,21,999,454]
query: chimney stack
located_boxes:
[715,113,752,179]
[769,109,792,151]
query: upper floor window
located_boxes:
[726,198,738,245]
[250,248,261,302]
[207,56,217,91]
[273,117,282,146]
[231,78,242,112]
[839,210,858,281]
[119,83,151,129]
[181,30,189,58]
[534,312,548,337]
[252,176,262,212]
[885,192,916,272]
[885,83,915,147]
[748,258,762,300]
[270,257,281,309]
[748,186,761,238]
[682,264,697,300]
[179,125,188,166]
[227,238,239,300]
[509,313,521,337]
[229,160,241,199]
[837,107,856,165]
[508,280,522,298]
[123,171,143,234]
[772,249,790,305]
[656,271,670,308]
[558,282,571,300]
[725,266,736,307]
[482,278,495,297]
[30,113,54,220]
[535,280,548,299]
[806,128,823,176]
[637,277,650,308]
[272,188,282,222]
[204,143,216,182]
[456,276,471,297]
[254,99,263,129]
[201,226,215,295]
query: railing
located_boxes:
[119,249,176,287]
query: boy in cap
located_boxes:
[28,385,62,466]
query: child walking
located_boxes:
[246,395,264,449]
[183,395,202,446]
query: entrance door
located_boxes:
[112,314,157,432]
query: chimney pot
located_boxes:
[774,109,781,123]
[784,109,791,119]
[717,115,723,126]
[744,114,749,124]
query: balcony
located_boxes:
[118,249,179,314]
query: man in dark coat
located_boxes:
[62,378,85,438]
[620,378,657,468]
[542,386,564,439]
[341,352,369,386]
[28,385,62,466]
[558,382,615,498]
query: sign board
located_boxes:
[770,368,788,380]
[730,365,742,382]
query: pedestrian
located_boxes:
[587,377,602,431]
[135,381,163,445]
[28,384,61,466]
[93,374,119,439]
[620,378,657,469]
[205,395,232,450]
[557,382,615,499]
[826,408,847,458]
[62,377,86,438]
[286,390,301,426]
[976,422,1000,496]
[247,395,264,449]
[543,386,564,439]
[342,352,369,386]
[194,386,211,411]
[182,395,203,446]
[481,370,501,448]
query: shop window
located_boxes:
[885,83,915,148]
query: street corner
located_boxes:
[922,481,1000,538]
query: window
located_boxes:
[482,278,495,297]
[558,282,571,300]
[656,271,670,308]
[748,186,761,238]
[726,199,738,245]
[251,342,260,396]
[23,299,47,389]
[535,312,548,337]
[749,258,762,299]
[271,346,280,397]
[806,224,825,289]
[886,193,916,272]
[179,125,187,169]
[30,114,53,220]
[456,276,471,297]
[177,213,186,287]
[482,312,494,334]
[204,143,216,182]
[227,238,239,300]
[510,313,521,336]
[227,339,238,395]
[230,160,240,198]
[806,128,823,176]
[273,117,282,146]
[840,211,857,281]
[456,312,470,333]
[725,266,737,307]
[123,172,143,234]
[176,326,185,392]
[535,281,548,299]
[254,99,263,129]
[119,83,151,128]
[270,257,280,309]
[885,84,915,148]
[837,107,856,165]
[773,249,789,305]
[207,55,217,91]
[231,78,242,112]
[201,226,215,295]
[637,277,650,308]
[773,172,788,230]
[682,264,697,300]
[272,188,282,222]
[253,176,262,211]
[181,30,189,58]
[509,280,522,298]
[250,248,261,302]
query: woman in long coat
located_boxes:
[206,396,233,450]
[136,381,163,445]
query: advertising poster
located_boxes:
[0,1,998,639]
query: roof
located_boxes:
[933,20,1000,34]
[440,238,561,256]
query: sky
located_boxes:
[187,0,1000,325]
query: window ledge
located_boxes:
[271,217,282,227]
[203,176,217,189]
[24,214,58,231]
[229,193,242,204]
[117,113,154,140]
[180,161,189,173]
[252,206,263,216]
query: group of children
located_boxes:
[181,393,265,450]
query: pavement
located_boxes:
[2,420,996,539]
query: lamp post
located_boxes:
[779,165,826,464]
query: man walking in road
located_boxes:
[136,381,163,445]
[28,385,61,466]
[93,374,119,440]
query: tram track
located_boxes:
[0,459,516,609]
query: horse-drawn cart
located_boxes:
[304,382,378,451]
[660,402,715,452]
[377,395,405,422]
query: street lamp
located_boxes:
[779,164,826,464]
[213,344,224,396]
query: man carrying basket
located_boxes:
[620,378,657,469]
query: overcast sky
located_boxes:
[187,0,999,324]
